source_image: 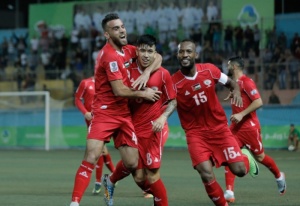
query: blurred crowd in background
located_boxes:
[0,0,299,104]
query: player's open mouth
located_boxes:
[141,59,149,64]
[120,35,126,39]
[181,59,190,64]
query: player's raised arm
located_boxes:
[224,77,243,107]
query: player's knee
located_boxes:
[196,169,214,182]
[123,159,138,171]
[133,169,145,182]
[255,153,265,162]
[230,164,247,177]
[85,151,101,164]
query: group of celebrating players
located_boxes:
[70,13,286,206]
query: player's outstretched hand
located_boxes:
[231,91,243,107]
[224,91,243,107]
[224,92,232,101]
[143,87,161,102]
[131,71,150,90]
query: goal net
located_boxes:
[0,91,69,151]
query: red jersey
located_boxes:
[93,43,136,115]
[74,77,95,115]
[128,63,176,136]
[172,63,228,132]
[230,74,261,131]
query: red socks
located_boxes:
[103,154,115,172]
[151,179,168,206]
[224,166,235,191]
[109,160,131,184]
[95,156,104,182]
[71,161,94,203]
[204,179,227,206]
[261,155,281,178]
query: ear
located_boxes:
[136,48,139,56]
[104,31,109,40]
[195,52,199,59]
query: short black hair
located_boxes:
[291,124,295,127]
[228,56,244,68]
[180,39,196,45]
[101,13,119,31]
[136,34,156,47]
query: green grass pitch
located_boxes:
[0,148,299,206]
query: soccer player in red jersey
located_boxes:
[172,40,259,206]
[103,34,176,206]
[223,56,286,203]
[74,76,116,194]
[69,13,162,206]
[128,34,176,206]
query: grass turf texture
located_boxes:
[0,149,299,206]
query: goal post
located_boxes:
[0,91,50,151]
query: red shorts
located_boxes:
[87,111,138,149]
[231,128,264,155]
[186,127,244,168]
[136,124,169,169]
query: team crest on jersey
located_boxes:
[89,85,93,90]
[192,83,201,91]
[109,61,118,72]
[250,89,257,95]
[204,79,212,87]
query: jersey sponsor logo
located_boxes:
[109,61,119,72]
[192,83,201,91]
[185,90,190,95]
[250,89,257,95]
[204,79,212,87]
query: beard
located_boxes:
[110,36,127,47]
[227,69,233,77]
[178,58,195,70]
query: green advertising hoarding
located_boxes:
[0,125,289,149]
[222,0,274,47]
[29,2,74,36]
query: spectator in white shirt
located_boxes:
[206,0,218,22]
